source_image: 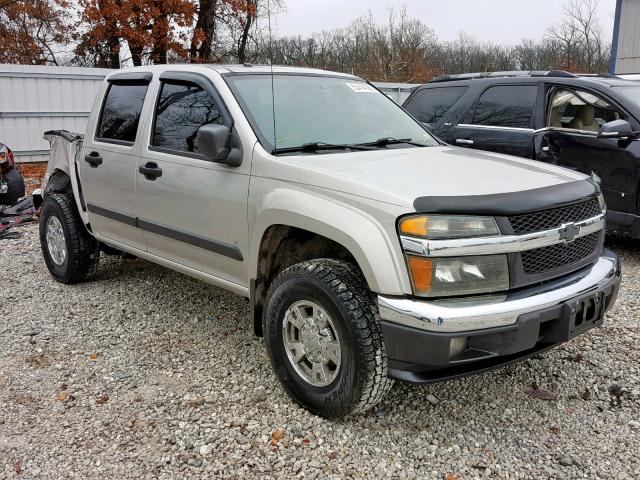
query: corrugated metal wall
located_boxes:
[0,64,418,163]
[0,65,110,163]
[373,82,418,104]
[613,0,640,74]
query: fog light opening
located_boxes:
[449,337,468,359]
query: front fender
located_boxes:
[250,188,409,295]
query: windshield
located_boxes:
[225,74,438,153]
[614,86,640,107]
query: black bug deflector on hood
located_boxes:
[413,178,600,215]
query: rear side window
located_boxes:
[96,83,148,143]
[471,85,537,128]
[151,81,225,154]
[405,86,467,125]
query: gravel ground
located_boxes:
[1,224,639,479]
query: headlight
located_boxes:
[597,193,606,212]
[399,215,500,239]
[406,254,509,297]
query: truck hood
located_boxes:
[261,146,587,209]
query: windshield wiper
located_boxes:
[357,137,428,148]
[272,142,375,154]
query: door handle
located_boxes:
[139,162,163,181]
[455,138,474,145]
[84,152,103,167]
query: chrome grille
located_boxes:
[508,199,600,235]
[521,232,600,274]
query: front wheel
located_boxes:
[263,259,394,418]
[39,192,99,284]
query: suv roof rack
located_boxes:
[429,70,577,83]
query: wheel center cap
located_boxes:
[300,325,326,363]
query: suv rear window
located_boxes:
[471,85,537,129]
[96,83,148,143]
[405,86,467,125]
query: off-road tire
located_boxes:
[39,192,99,284]
[263,259,394,418]
[0,167,25,206]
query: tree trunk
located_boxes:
[190,0,216,62]
[237,1,256,64]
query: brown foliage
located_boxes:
[0,0,69,65]
[75,0,195,67]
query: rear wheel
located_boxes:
[39,193,99,284]
[263,259,394,418]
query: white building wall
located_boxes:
[613,0,640,74]
[0,65,111,163]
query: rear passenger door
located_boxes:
[453,84,538,157]
[82,73,151,250]
[136,71,251,288]
[403,86,468,142]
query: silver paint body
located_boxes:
[43,64,604,333]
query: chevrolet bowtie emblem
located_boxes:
[559,223,580,242]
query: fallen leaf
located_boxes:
[526,387,557,401]
[302,438,311,445]
[96,394,109,405]
[187,396,205,408]
[56,390,70,402]
[131,419,154,430]
[445,474,460,480]
[88,353,97,361]
[14,459,23,475]
[549,426,561,434]
[25,354,49,368]
[328,451,338,460]
[15,395,38,406]
[271,428,286,446]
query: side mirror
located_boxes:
[196,124,243,167]
[597,119,633,138]
[197,124,231,161]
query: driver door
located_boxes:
[536,87,639,213]
[136,72,251,287]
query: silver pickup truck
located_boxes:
[39,64,621,418]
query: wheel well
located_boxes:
[251,225,358,337]
[45,170,72,196]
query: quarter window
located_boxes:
[96,83,148,143]
[152,81,225,154]
[405,86,468,125]
[548,89,625,132]
[471,85,537,128]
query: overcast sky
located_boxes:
[273,0,616,45]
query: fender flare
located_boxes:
[43,132,88,224]
[250,188,408,295]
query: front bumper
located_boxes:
[378,250,621,383]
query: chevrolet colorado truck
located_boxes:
[39,65,621,418]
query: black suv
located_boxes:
[403,71,640,237]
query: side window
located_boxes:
[96,83,148,143]
[471,85,537,128]
[548,89,625,133]
[152,81,225,154]
[405,86,468,125]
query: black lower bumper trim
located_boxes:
[382,262,621,385]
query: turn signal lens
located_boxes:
[399,215,499,239]
[407,256,433,294]
[399,216,428,237]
